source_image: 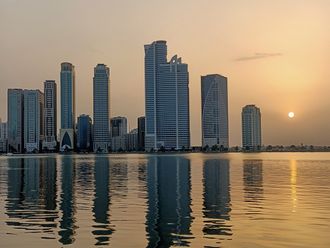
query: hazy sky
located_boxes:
[0,0,329,146]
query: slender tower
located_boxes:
[93,64,110,152]
[59,62,75,151]
[43,80,57,151]
[242,105,262,151]
[201,74,229,149]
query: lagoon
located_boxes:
[0,152,329,247]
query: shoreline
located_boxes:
[2,150,330,157]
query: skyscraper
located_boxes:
[23,90,44,153]
[201,74,229,149]
[43,80,57,151]
[242,105,262,151]
[144,40,190,151]
[7,89,24,153]
[77,114,92,152]
[59,62,75,151]
[93,64,110,152]
[137,116,145,150]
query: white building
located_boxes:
[144,40,190,151]
[43,80,57,151]
[23,90,44,153]
[201,74,229,149]
[242,105,262,151]
[93,64,111,153]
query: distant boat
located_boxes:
[6,153,14,156]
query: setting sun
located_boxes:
[288,112,295,118]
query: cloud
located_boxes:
[235,53,282,61]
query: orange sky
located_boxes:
[0,0,329,146]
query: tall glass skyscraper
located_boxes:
[7,89,24,153]
[60,62,75,151]
[201,74,229,149]
[144,41,190,151]
[242,105,262,150]
[23,90,44,153]
[93,64,110,152]
[43,80,57,151]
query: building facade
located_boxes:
[110,116,127,151]
[77,114,92,152]
[110,116,127,138]
[60,62,76,151]
[93,64,110,153]
[7,89,24,153]
[0,119,7,153]
[144,40,190,151]
[201,74,229,149]
[43,80,57,151]
[126,128,138,151]
[242,105,262,150]
[23,90,44,153]
[137,116,145,150]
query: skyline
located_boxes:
[1,0,329,146]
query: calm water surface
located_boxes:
[0,153,329,247]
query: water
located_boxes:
[0,153,329,247]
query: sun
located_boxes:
[288,112,295,118]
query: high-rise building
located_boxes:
[110,116,127,152]
[0,119,8,153]
[77,114,92,152]
[23,90,44,153]
[110,116,127,137]
[7,89,24,153]
[43,80,57,151]
[0,119,7,140]
[242,105,262,151]
[144,40,190,151]
[93,64,110,153]
[125,128,138,151]
[137,116,145,150]
[60,62,75,151]
[201,74,229,149]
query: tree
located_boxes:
[202,145,209,152]
[211,144,218,151]
[159,146,166,152]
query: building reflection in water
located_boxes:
[203,159,232,241]
[243,160,264,215]
[59,156,77,245]
[146,156,192,247]
[110,160,128,199]
[92,156,114,246]
[6,157,58,239]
